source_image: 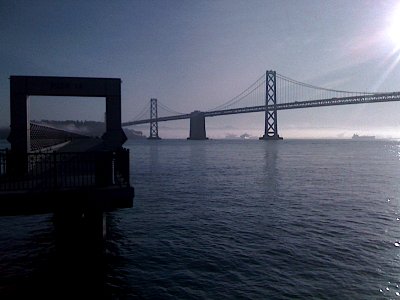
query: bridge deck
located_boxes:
[123,92,400,126]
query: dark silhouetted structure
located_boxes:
[259,71,282,140]
[8,76,127,153]
[1,75,133,244]
[187,111,208,140]
[148,98,161,140]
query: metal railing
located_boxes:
[0,148,130,191]
[0,149,6,177]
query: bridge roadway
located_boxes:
[123,92,400,126]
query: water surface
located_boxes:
[1,139,400,299]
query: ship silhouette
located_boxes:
[352,134,375,140]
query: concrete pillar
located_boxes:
[187,111,208,140]
[53,208,107,252]
[8,77,29,153]
[102,92,127,148]
[51,208,107,298]
[8,78,29,175]
[259,134,283,140]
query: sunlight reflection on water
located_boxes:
[2,139,400,299]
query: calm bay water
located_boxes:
[1,139,400,299]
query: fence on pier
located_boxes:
[0,149,130,191]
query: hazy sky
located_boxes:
[1,0,400,138]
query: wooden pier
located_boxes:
[0,147,133,216]
[1,75,134,243]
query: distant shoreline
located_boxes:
[0,120,146,140]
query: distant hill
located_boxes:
[0,120,146,139]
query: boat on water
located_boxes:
[352,134,375,140]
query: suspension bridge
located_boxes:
[123,71,400,140]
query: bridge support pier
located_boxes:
[187,111,208,140]
[259,134,283,140]
[53,207,107,256]
[259,70,283,141]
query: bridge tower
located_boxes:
[260,70,283,140]
[148,98,161,140]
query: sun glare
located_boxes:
[388,5,400,50]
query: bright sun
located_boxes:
[388,6,400,50]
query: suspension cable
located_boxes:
[132,102,150,121]
[276,73,375,95]
[207,73,266,111]
[157,101,185,115]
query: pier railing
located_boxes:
[0,148,130,191]
[0,149,6,178]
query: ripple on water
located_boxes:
[2,140,400,298]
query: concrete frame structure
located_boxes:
[8,75,127,152]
